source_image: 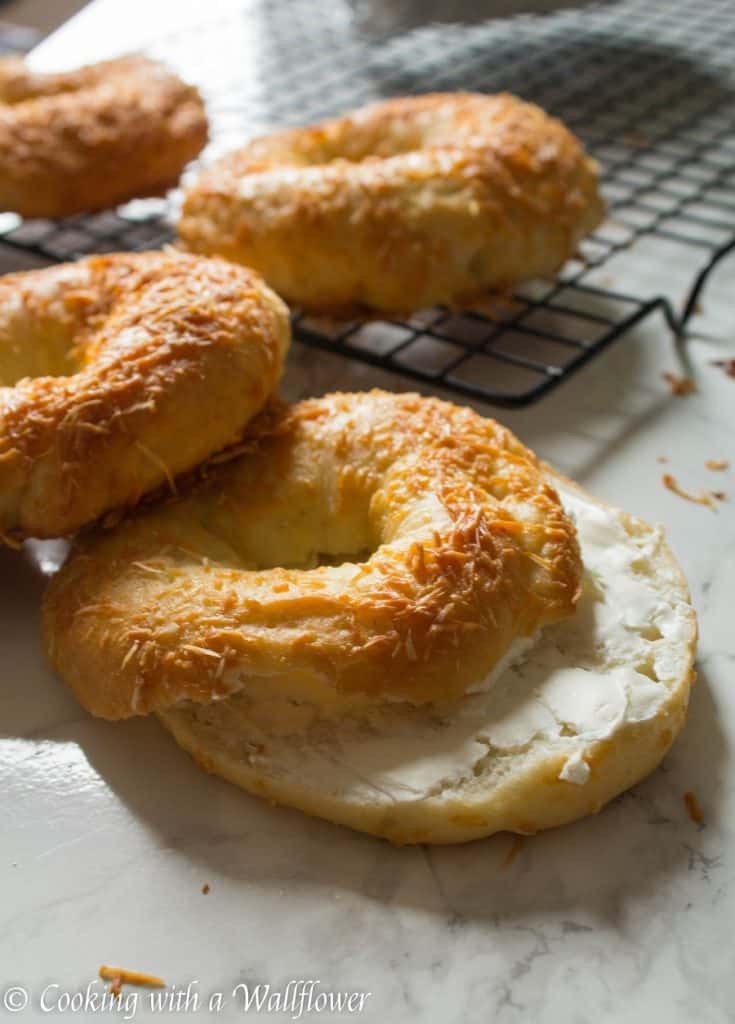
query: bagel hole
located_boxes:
[198,457,380,572]
[226,545,375,573]
[312,549,372,568]
[248,547,374,571]
[212,520,377,573]
[301,124,429,166]
[0,331,83,386]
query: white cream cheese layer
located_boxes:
[176,482,693,800]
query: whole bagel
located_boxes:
[0,252,290,542]
[0,55,208,218]
[42,391,582,719]
[179,92,604,311]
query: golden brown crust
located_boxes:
[0,55,208,218]
[42,391,582,718]
[0,251,290,540]
[179,92,604,311]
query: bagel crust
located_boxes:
[0,252,290,541]
[42,391,583,718]
[0,55,208,218]
[179,92,604,311]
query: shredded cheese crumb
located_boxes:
[684,791,704,825]
[662,473,718,510]
[705,459,729,472]
[99,966,165,990]
[134,439,177,494]
[502,835,524,869]
[662,372,697,396]
[182,643,221,660]
[132,560,166,576]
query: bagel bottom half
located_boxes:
[158,473,696,844]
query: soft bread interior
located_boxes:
[157,475,696,844]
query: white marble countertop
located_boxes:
[1,2,734,1022]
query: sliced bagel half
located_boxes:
[158,473,696,844]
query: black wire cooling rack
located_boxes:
[1,0,734,407]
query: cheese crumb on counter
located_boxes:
[662,473,719,510]
[684,791,705,825]
[662,372,697,396]
[99,965,165,993]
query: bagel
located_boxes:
[179,92,605,312]
[0,55,207,218]
[0,252,290,542]
[159,474,695,843]
[40,393,696,843]
[42,391,583,717]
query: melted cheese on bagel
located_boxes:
[0,252,290,541]
[42,391,581,717]
[0,55,207,218]
[180,92,604,311]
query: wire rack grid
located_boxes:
[1,0,734,407]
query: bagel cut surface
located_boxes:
[42,391,582,719]
[0,55,207,218]
[0,252,290,542]
[179,92,604,312]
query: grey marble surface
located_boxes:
[1,2,735,1021]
